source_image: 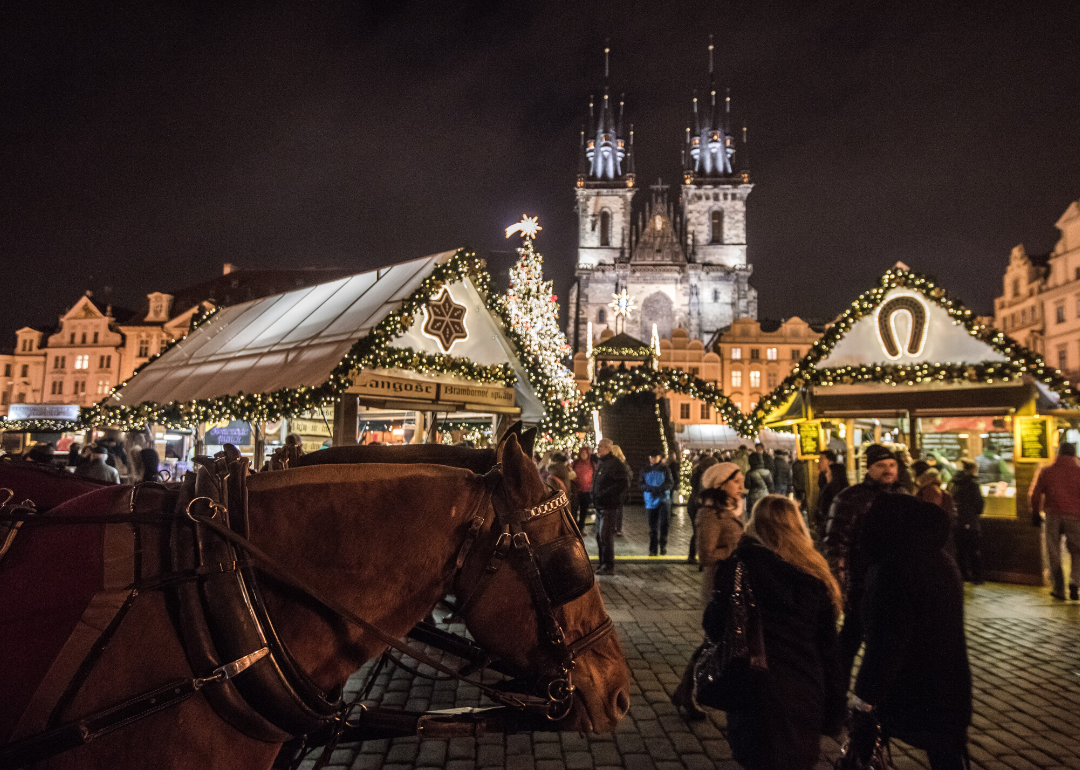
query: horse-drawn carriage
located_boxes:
[0,427,630,769]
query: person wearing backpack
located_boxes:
[639,451,675,556]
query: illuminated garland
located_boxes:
[81,251,516,430]
[581,367,754,437]
[0,418,87,433]
[593,345,657,359]
[749,266,1078,427]
[679,458,692,499]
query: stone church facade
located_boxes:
[566,44,757,353]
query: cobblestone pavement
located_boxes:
[302,507,1080,770]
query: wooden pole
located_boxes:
[333,395,359,446]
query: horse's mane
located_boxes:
[290,444,498,475]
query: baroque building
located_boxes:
[566,42,757,354]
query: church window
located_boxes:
[700,402,710,419]
[766,347,777,360]
[731,370,742,388]
[712,289,719,302]
[597,308,606,324]
[679,403,691,420]
[710,210,723,244]
[749,370,761,388]
[750,348,760,360]
[599,209,612,246]
[767,372,778,388]
[731,347,741,360]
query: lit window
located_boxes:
[731,347,741,360]
[731,370,742,388]
[97,379,111,395]
[766,347,777,360]
[679,403,690,419]
[749,370,761,388]
[75,354,89,370]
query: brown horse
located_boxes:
[0,433,630,769]
[0,459,112,512]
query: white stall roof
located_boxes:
[677,424,798,452]
[113,251,469,407]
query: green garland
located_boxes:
[81,251,517,430]
[593,345,656,359]
[581,367,755,437]
[0,418,87,433]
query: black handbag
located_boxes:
[834,710,894,770]
[693,559,768,710]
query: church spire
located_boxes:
[582,44,633,186]
[686,36,738,180]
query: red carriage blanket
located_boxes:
[0,486,136,743]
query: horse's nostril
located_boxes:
[614,688,630,717]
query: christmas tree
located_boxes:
[502,216,581,448]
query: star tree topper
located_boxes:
[609,289,637,319]
[505,215,542,240]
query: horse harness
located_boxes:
[0,454,614,767]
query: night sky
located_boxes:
[4,1,1080,344]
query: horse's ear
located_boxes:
[520,427,537,459]
[498,431,546,507]
[496,421,523,461]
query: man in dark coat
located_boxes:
[639,452,675,556]
[824,444,900,680]
[851,494,971,769]
[772,449,793,496]
[949,459,985,584]
[592,438,630,575]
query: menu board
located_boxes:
[1016,418,1050,461]
[206,420,252,447]
[920,432,965,460]
[796,421,823,459]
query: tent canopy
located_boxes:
[110,251,544,422]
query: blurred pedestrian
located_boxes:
[572,446,596,528]
[699,496,845,769]
[746,452,774,514]
[949,459,984,584]
[25,443,56,464]
[75,444,120,484]
[611,444,631,535]
[772,449,792,497]
[849,494,971,770]
[592,438,630,576]
[1029,442,1080,601]
[825,444,901,682]
[688,453,719,563]
[127,431,160,482]
[813,461,849,543]
[670,468,746,721]
[639,451,674,556]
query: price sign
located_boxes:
[1015,417,1050,461]
[796,421,824,459]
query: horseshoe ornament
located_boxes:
[876,294,928,359]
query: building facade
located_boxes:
[993,198,1080,381]
[566,43,757,355]
[714,317,822,415]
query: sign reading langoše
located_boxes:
[349,373,514,409]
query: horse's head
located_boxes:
[454,429,631,733]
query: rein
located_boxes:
[0,473,614,765]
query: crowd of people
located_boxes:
[677,442,975,769]
[14,431,161,484]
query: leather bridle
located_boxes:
[0,461,617,767]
